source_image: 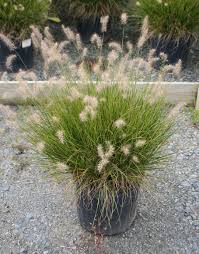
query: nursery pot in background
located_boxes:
[0,38,34,73]
[77,186,139,235]
[77,17,111,43]
[150,36,191,66]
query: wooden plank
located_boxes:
[0,81,199,105]
[195,88,199,110]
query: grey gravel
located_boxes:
[0,109,199,254]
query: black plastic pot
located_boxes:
[0,38,34,72]
[150,36,191,66]
[77,186,139,235]
[77,17,111,43]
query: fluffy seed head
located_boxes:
[100,15,109,33]
[0,33,15,50]
[36,142,45,153]
[97,142,114,159]
[31,26,43,49]
[68,87,82,101]
[173,59,182,77]
[132,155,140,163]
[148,49,156,60]
[31,33,40,49]
[90,33,102,48]
[30,26,42,43]
[121,144,131,156]
[52,116,60,123]
[82,47,88,57]
[104,141,115,158]
[44,27,54,42]
[6,54,16,70]
[83,96,98,108]
[126,41,133,52]
[97,144,104,159]
[79,111,87,122]
[162,64,175,74]
[92,63,101,74]
[76,33,82,50]
[28,112,41,124]
[97,158,109,173]
[56,162,69,172]
[85,106,97,119]
[135,139,146,147]
[58,41,69,52]
[56,130,65,144]
[108,42,122,53]
[107,50,119,64]
[159,52,168,61]
[121,13,128,25]
[62,26,75,41]
[137,16,149,48]
[114,119,126,129]
[97,142,114,173]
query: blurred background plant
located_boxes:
[134,0,199,41]
[51,0,129,41]
[50,0,71,25]
[132,0,199,65]
[69,0,127,19]
[52,0,127,21]
[2,12,181,85]
[0,0,51,41]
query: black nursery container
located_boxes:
[0,38,34,72]
[151,36,191,66]
[77,18,100,43]
[77,186,139,235]
[77,17,111,43]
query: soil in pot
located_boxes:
[77,186,139,236]
[0,38,34,73]
[150,36,191,66]
[77,17,111,43]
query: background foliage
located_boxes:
[0,0,51,40]
[135,0,199,40]
[52,0,128,21]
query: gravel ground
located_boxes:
[0,108,199,254]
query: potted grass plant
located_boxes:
[21,21,182,235]
[67,0,127,42]
[25,83,174,235]
[134,0,199,65]
[0,0,51,72]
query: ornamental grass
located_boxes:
[2,13,184,219]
